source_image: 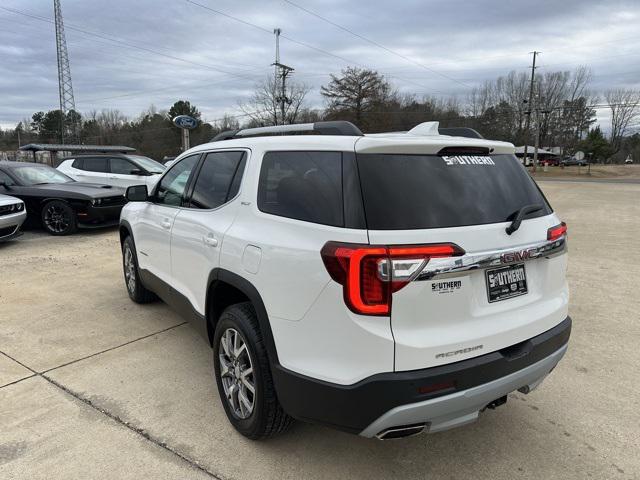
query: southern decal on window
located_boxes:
[442,155,496,166]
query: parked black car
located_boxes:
[0,161,126,235]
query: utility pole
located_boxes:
[533,81,541,168]
[54,0,78,145]
[272,28,294,126]
[523,51,539,171]
[533,111,541,168]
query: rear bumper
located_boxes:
[272,316,571,435]
[361,344,566,438]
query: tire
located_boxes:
[213,302,293,439]
[41,200,77,236]
[122,235,156,304]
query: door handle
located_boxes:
[161,218,171,229]
[203,235,218,247]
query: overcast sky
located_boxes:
[1,0,639,129]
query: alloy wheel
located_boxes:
[123,245,136,294]
[43,204,70,233]
[219,328,255,419]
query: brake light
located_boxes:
[547,222,567,241]
[321,242,465,316]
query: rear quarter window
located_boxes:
[356,153,552,230]
[258,151,343,227]
[82,157,108,173]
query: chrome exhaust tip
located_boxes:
[375,423,426,440]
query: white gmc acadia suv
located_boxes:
[119,121,570,440]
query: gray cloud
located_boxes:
[1,0,638,128]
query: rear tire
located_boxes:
[122,235,156,303]
[41,200,77,236]
[213,302,293,439]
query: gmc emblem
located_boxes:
[501,249,536,264]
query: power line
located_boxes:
[0,15,261,75]
[3,4,636,125]
[523,51,540,169]
[281,0,474,89]
[0,5,263,82]
[538,51,640,70]
[181,0,455,96]
[2,3,453,103]
[0,15,269,105]
[182,0,356,65]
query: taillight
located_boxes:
[547,222,567,241]
[321,242,465,316]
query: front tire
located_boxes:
[122,236,156,303]
[213,302,293,439]
[41,200,77,235]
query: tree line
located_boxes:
[1,66,638,163]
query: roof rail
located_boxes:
[211,120,363,142]
[438,127,484,139]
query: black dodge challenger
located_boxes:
[0,161,127,235]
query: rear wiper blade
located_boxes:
[505,203,544,235]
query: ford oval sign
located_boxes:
[172,115,198,130]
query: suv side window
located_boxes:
[189,151,246,209]
[82,157,108,173]
[110,157,137,175]
[155,154,199,206]
[258,151,343,227]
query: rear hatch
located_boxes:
[355,141,569,371]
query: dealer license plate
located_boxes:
[485,264,528,303]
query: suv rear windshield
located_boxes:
[356,153,551,230]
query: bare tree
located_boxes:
[214,113,240,132]
[464,67,594,148]
[321,67,394,129]
[239,76,310,127]
[568,66,591,101]
[97,109,128,131]
[606,88,640,151]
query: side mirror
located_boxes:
[129,169,147,176]
[126,184,148,202]
[0,181,10,189]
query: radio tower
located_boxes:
[54,0,77,143]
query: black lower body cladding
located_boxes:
[272,317,571,434]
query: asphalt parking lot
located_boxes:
[1,181,638,480]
